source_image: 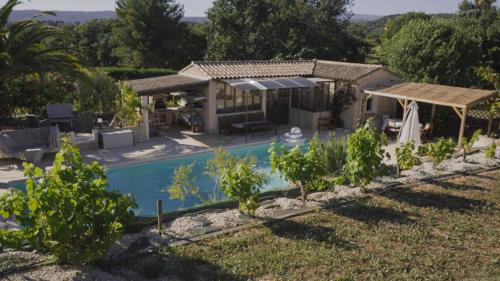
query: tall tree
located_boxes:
[113,0,195,69]
[380,18,482,87]
[74,19,118,66]
[205,0,363,62]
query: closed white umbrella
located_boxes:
[398,101,421,146]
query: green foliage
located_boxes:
[380,18,482,87]
[115,81,142,127]
[270,134,328,201]
[475,67,500,114]
[331,83,356,128]
[71,19,118,66]
[101,67,177,80]
[113,0,205,69]
[344,122,387,186]
[219,157,265,215]
[0,137,137,264]
[485,142,497,159]
[395,141,422,176]
[421,138,456,169]
[320,132,348,177]
[167,163,199,202]
[74,69,120,113]
[205,0,366,62]
[381,12,431,43]
[462,129,482,161]
[0,73,77,117]
[0,0,85,83]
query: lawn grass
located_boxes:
[158,170,500,281]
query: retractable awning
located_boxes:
[223,77,316,91]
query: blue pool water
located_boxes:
[12,143,288,216]
[106,143,288,215]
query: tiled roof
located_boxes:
[186,60,316,79]
[180,60,385,82]
[124,74,208,95]
[313,60,384,82]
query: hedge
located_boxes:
[100,67,177,80]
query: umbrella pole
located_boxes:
[245,91,248,144]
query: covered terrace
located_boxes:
[364,82,497,148]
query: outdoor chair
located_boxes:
[421,123,432,139]
[385,119,401,135]
[46,103,77,132]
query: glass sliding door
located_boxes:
[266,89,290,124]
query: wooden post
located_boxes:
[157,199,162,232]
[457,107,468,149]
[487,111,493,137]
[141,96,150,141]
[430,104,436,136]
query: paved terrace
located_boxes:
[0,125,349,189]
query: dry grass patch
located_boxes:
[157,170,500,281]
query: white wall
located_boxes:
[340,69,400,130]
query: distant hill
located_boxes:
[9,10,207,23]
[351,14,383,22]
[10,10,381,24]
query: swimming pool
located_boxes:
[9,142,290,216]
[106,142,288,215]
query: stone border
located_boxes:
[165,165,500,247]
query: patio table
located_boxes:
[231,120,277,136]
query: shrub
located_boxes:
[167,163,199,204]
[115,81,142,127]
[321,132,348,177]
[395,141,422,177]
[0,138,137,264]
[462,129,482,161]
[344,122,387,186]
[269,134,328,202]
[100,67,177,80]
[422,138,456,169]
[485,142,497,159]
[219,157,265,215]
[73,69,119,113]
[205,147,239,201]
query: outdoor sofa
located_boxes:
[0,126,60,163]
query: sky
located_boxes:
[2,0,465,16]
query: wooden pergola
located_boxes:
[364,82,497,148]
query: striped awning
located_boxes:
[223,77,316,91]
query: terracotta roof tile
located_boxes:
[190,60,316,79]
[124,74,208,95]
[313,60,383,82]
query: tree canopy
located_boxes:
[205,0,366,62]
[113,0,204,69]
[381,18,482,86]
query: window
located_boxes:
[290,83,333,112]
[216,82,262,114]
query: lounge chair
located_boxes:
[0,126,60,163]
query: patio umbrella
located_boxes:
[398,101,421,146]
